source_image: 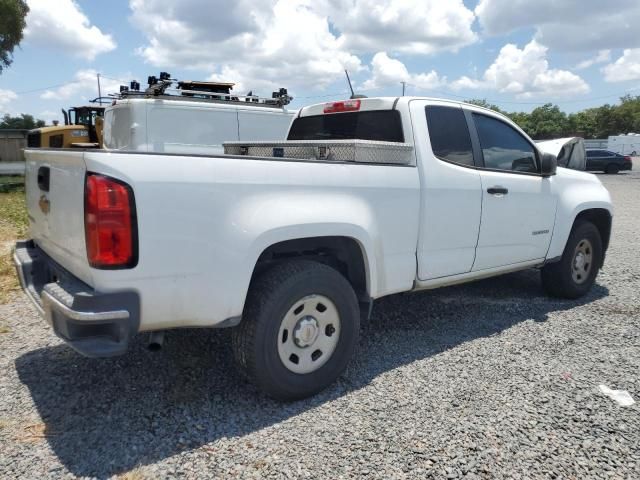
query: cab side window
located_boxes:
[473,113,538,173]
[426,106,475,167]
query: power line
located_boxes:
[13,81,81,95]
[296,91,351,99]
[404,82,639,106]
[9,73,131,97]
[8,75,639,107]
[296,86,387,99]
[99,74,131,84]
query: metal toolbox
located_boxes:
[223,140,415,165]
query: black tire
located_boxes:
[232,259,360,401]
[541,221,602,299]
[605,163,619,174]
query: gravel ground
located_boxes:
[1,168,639,480]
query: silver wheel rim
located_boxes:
[572,239,593,284]
[277,294,341,374]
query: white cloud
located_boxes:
[130,0,361,93]
[25,0,116,60]
[362,52,445,92]
[41,70,129,101]
[451,40,589,99]
[603,49,640,82]
[450,76,480,91]
[37,110,62,124]
[475,0,640,51]
[0,89,18,115]
[129,0,476,94]
[329,0,477,55]
[576,50,611,70]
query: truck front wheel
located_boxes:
[232,259,360,400]
[541,220,603,299]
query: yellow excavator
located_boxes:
[27,104,105,149]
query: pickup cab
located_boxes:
[14,97,613,400]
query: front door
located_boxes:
[470,112,557,271]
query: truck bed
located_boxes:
[22,147,422,332]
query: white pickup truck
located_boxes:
[14,97,613,400]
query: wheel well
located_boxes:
[253,236,371,317]
[575,208,612,259]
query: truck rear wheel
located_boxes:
[232,259,360,400]
[541,221,602,299]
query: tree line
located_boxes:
[0,114,45,130]
[467,95,640,140]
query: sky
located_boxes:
[1,0,640,124]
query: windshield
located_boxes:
[287,110,404,142]
[70,109,102,127]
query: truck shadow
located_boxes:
[15,269,608,479]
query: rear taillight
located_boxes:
[323,99,361,114]
[84,173,137,269]
[624,156,632,162]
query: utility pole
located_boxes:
[401,81,406,96]
[97,73,103,105]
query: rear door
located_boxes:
[586,150,606,170]
[413,101,483,279]
[470,112,557,271]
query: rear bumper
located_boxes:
[13,240,140,357]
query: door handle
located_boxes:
[487,186,508,195]
[37,166,50,192]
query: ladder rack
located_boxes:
[113,75,293,108]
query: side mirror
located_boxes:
[540,152,557,177]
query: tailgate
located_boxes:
[24,149,93,286]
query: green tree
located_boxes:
[0,113,45,129]
[508,111,533,136]
[593,104,617,139]
[568,109,598,138]
[0,0,29,73]
[464,98,506,114]
[526,104,568,139]
[612,95,640,134]
[464,98,537,136]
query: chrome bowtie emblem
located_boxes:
[39,195,50,215]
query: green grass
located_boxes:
[0,175,25,192]
[0,175,24,184]
[0,181,28,303]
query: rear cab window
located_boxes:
[287,110,404,142]
[103,107,132,150]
